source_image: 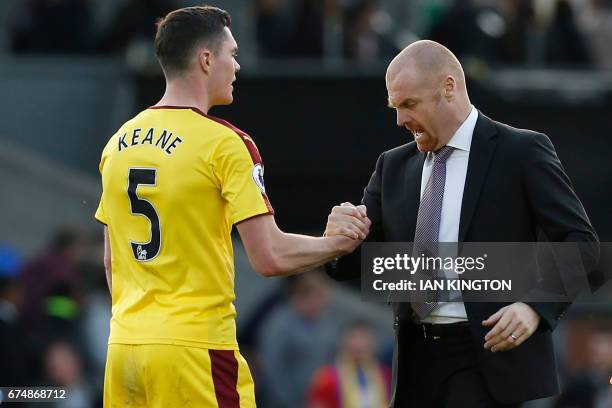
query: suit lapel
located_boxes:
[389,149,425,306]
[404,149,426,241]
[459,113,498,242]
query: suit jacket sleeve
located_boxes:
[520,132,599,330]
[325,152,386,282]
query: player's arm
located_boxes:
[103,226,112,295]
[236,213,370,277]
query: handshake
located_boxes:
[324,202,372,255]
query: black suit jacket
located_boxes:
[327,112,599,404]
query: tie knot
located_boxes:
[433,145,454,163]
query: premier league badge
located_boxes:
[252,164,266,194]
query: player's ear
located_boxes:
[198,49,213,74]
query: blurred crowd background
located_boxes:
[0,0,611,407]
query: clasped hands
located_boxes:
[324,202,371,254]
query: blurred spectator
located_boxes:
[99,0,179,56]
[427,0,502,63]
[258,271,338,408]
[586,327,612,376]
[544,0,592,67]
[254,0,294,57]
[20,228,84,330]
[584,327,612,407]
[575,0,612,69]
[11,0,96,54]
[99,0,180,109]
[0,246,23,280]
[81,264,111,388]
[290,0,325,57]
[0,246,29,386]
[495,0,536,65]
[598,383,612,408]
[554,374,599,408]
[556,326,612,408]
[342,0,398,62]
[255,0,325,58]
[25,282,87,388]
[307,321,391,408]
[238,288,286,404]
[43,339,93,407]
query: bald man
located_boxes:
[324,40,598,407]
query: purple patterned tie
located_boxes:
[411,145,455,319]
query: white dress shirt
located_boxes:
[420,105,478,324]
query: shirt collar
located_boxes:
[446,105,477,152]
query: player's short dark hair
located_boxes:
[155,6,231,77]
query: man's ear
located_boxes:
[444,75,456,101]
[198,49,213,74]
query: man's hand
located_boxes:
[482,302,541,352]
[325,202,371,240]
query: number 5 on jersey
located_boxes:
[127,168,161,261]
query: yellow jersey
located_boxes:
[95,106,273,350]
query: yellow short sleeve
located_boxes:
[213,133,273,225]
[94,153,109,225]
[95,197,108,225]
